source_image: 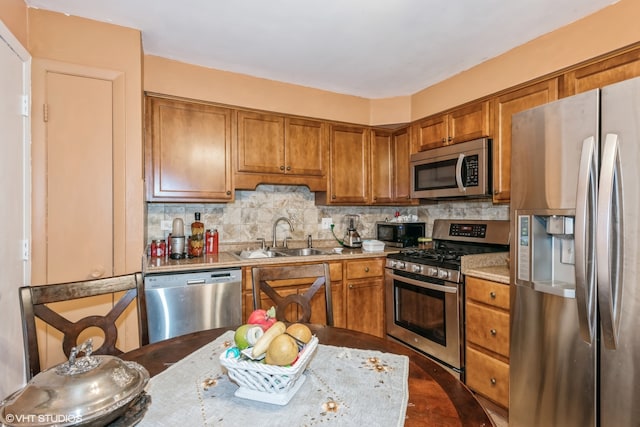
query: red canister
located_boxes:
[205,229,214,254]
[213,229,219,254]
[151,239,166,258]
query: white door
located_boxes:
[0,23,31,396]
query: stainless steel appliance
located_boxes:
[144,268,242,343]
[342,214,362,248]
[510,77,640,427]
[410,137,492,199]
[376,221,425,248]
[385,219,510,378]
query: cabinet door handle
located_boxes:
[349,284,354,289]
[448,136,453,142]
[490,329,497,336]
[364,267,369,272]
[441,137,447,143]
[332,194,336,199]
[490,291,496,299]
[286,165,291,171]
[226,190,231,195]
[490,378,497,385]
[280,165,285,171]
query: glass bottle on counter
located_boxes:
[190,212,204,257]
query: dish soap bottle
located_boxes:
[190,212,205,256]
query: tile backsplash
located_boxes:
[146,185,509,247]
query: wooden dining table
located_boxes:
[121,325,493,426]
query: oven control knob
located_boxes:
[438,269,450,280]
[427,267,439,277]
[388,260,397,269]
[397,262,406,270]
[411,264,422,273]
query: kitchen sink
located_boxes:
[231,247,330,259]
[232,249,287,259]
[273,248,329,257]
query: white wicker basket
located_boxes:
[220,336,318,396]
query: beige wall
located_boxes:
[28,9,145,275]
[144,55,373,124]
[0,0,27,47]
[411,0,640,119]
[2,1,639,126]
[145,0,640,125]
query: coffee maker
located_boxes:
[343,214,362,248]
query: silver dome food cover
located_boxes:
[0,340,149,427]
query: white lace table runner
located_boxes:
[138,330,409,426]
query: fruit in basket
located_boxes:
[286,323,312,344]
[234,324,264,350]
[251,321,286,358]
[265,333,299,366]
[247,306,277,331]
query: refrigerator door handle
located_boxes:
[575,136,597,344]
[597,133,624,350]
[455,153,466,193]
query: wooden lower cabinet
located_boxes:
[465,276,510,409]
[344,258,385,338]
[242,261,344,327]
[242,257,384,337]
[465,346,509,408]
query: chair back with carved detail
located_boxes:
[251,263,333,326]
[19,272,148,379]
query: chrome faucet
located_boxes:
[272,217,294,248]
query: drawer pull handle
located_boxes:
[490,291,496,299]
[364,267,370,273]
[490,378,497,385]
[490,329,497,336]
[349,284,354,289]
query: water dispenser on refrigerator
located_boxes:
[516,212,576,298]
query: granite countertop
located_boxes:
[461,252,510,284]
[144,245,400,274]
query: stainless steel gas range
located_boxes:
[385,219,510,379]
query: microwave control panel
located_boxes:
[463,155,479,186]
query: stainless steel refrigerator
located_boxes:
[510,76,640,427]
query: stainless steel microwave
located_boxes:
[376,221,425,247]
[410,137,492,199]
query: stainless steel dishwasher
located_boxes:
[144,267,242,343]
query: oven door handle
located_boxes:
[388,271,458,294]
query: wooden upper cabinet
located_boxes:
[412,114,448,151]
[236,111,285,174]
[561,46,640,97]
[320,124,370,205]
[449,101,492,144]
[491,78,559,203]
[371,129,394,204]
[145,96,234,202]
[285,117,326,176]
[235,111,327,190]
[412,100,491,151]
[371,127,416,205]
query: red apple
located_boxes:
[247,306,277,330]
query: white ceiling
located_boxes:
[25,0,617,98]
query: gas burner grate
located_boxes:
[398,248,465,263]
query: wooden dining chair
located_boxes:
[19,272,148,379]
[252,262,334,326]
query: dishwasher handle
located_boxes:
[187,279,206,285]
